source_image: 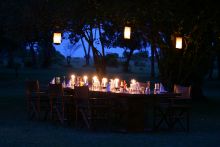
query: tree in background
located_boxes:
[1,0,220,99]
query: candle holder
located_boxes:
[115,87,119,91]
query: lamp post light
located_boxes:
[53,32,62,44]
[124,26,131,39]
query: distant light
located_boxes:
[124,26,131,39]
[53,32,62,44]
[176,37,182,49]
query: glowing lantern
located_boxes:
[53,32,62,44]
[176,37,183,49]
[124,26,131,39]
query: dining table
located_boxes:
[64,86,180,132]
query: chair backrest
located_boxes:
[174,84,191,99]
[74,86,89,100]
[48,84,64,103]
[48,84,64,97]
[139,82,148,89]
[25,80,40,96]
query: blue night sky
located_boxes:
[54,40,125,58]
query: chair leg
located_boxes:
[75,107,78,128]
[31,102,39,120]
[55,105,64,124]
[186,110,190,132]
[153,107,171,130]
[43,109,49,121]
[171,108,190,132]
[79,109,90,129]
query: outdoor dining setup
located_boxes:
[25,74,191,132]
[51,75,164,94]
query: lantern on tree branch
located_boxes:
[175,36,183,49]
[124,26,131,39]
[53,32,62,44]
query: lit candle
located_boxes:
[92,76,98,83]
[120,81,124,87]
[83,76,88,84]
[155,83,160,90]
[131,79,136,84]
[102,78,107,87]
[71,74,75,80]
[130,79,136,91]
[115,78,119,88]
[71,74,75,87]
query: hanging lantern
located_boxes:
[53,32,62,44]
[124,26,131,39]
[175,36,183,49]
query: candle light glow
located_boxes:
[102,78,108,87]
[115,78,119,88]
[83,75,88,84]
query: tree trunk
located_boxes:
[218,53,220,79]
[82,28,106,76]
[30,43,36,67]
[98,23,106,69]
[150,43,155,79]
[123,49,134,72]
[7,49,14,68]
[80,37,90,66]
[41,35,54,68]
[91,46,106,76]
[42,44,51,68]
[66,56,71,66]
[98,23,105,57]
[191,80,206,101]
[85,54,90,66]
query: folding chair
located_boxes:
[48,84,74,125]
[75,86,111,130]
[153,95,173,131]
[169,84,191,131]
[25,80,49,120]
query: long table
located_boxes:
[64,87,179,132]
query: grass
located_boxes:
[0,66,220,146]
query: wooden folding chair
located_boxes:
[48,84,74,125]
[74,86,90,128]
[75,86,111,130]
[169,84,191,131]
[153,95,173,131]
[25,80,49,120]
[153,84,191,131]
